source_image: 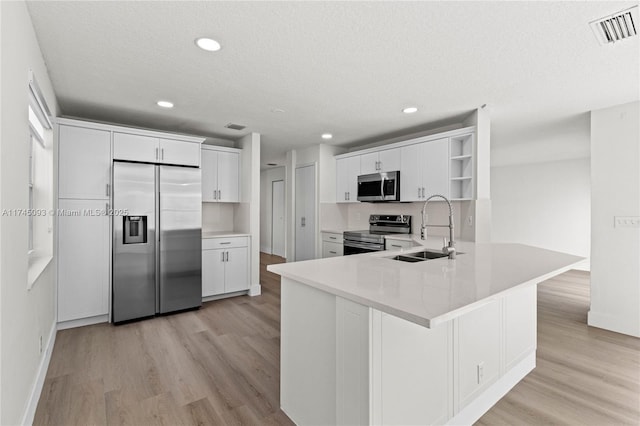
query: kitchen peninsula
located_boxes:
[268,241,583,425]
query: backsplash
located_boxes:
[321,201,472,239]
[202,203,235,232]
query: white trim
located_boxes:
[27,256,53,290]
[202,291,249,303]
[21,322,56,426]
[55,117,205,144]
[56,314,108,330]
[28,70,53,129]
[201,144,241,154]
[335,125,477,159]
[446,351,536,426]
[588,310,640,338]
[249,283,262,296]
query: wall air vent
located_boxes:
[590,5,638,45]
[225,123,246,131]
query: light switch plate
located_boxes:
[614,216,640,228]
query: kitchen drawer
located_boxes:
[385,237,414,250]
[322,241,343,258]
[322,232,344,244]
[202,236,248,250]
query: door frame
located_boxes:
[271,179,285,258]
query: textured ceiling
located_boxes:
[26,1,639,167]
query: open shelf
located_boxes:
[449,133,474,200]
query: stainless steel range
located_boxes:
[343,214,411,255]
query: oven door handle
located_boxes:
[343,241,384,251]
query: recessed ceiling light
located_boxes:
[402,107,418,114]
[321,133,333,140]
[195,37,221,52]
[157,100,174,108]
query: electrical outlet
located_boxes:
[477,362,484,384]
[467,216,473,226]
[614,216,640,228]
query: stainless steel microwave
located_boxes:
[357,171,400,202]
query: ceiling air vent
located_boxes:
[590,5,638,45]
[225,123,246,131]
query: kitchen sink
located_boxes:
[387,250,463,262]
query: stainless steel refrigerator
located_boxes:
[112,161,202,323]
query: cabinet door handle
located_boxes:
[347,192,350,200]
[213,190,217,200]
[221,252,225,262]
[106,183,110,197]
[218,190,221,200]
[155,147,159,160]
[418,188,421,198]
[105,202,109,211]
[391,244,402,248]
[422,187,425,198]
[226,252,229,262]
[161,148,164,160]
[220,242,231,245]
[329,236,336,240]
[329,251,337,254]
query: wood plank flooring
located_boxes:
[34,252,292,426]
[35,261,639,425]
[477,270,640,425]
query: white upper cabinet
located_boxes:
[58,125,111,200]
[336,156,360,203]
[113,132,200,166]
[360,148,401,174]
[201,146,240,202]
[400,138,449,201]
[113,132,158,163]
[201,149,218,202]
[159,138,200,167]
[216,151,240,202]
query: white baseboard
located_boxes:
[249,283,262,296]
[202,290,248,303]
[447,351,536,425]
[588,310,640,338]
[57,314,108,330]
[21,322,57,426]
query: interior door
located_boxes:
[295,164,316,261]
[272,180,285,257]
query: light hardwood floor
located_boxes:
[35,261,639,425]
[477,270,640,425]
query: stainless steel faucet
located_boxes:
[420,194,456,259]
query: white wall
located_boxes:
[492,159,591,263]
[235,133,261,296]
[491,113,591,269]
[589,101,640,338]
[260,167,285,254]
[0,2,59,424]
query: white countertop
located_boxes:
[202,231,250,239]
[268,240,584,328]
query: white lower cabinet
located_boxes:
[374,312,451,425]
[384,236,415,250]
[281,279,537,426]
[456,299,502,408]
[322,232,344,258]
[57,199,110,322]
[202,237,249,297]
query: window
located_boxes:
[27,71,53,288]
